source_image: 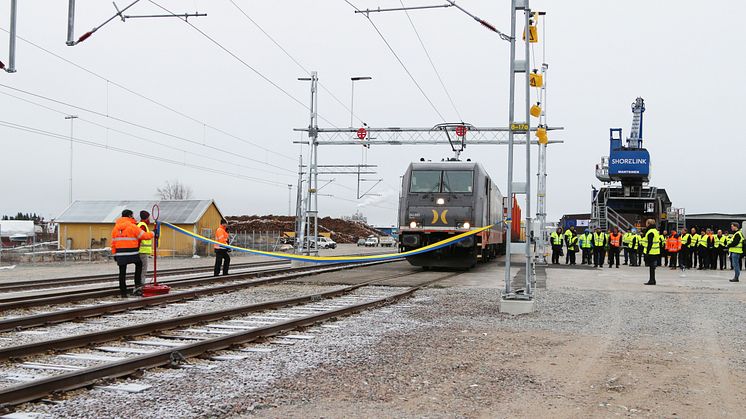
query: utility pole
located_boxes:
[3,0,17,73]
[287,184,293,216]
[298,72,319,256]
[503,0,534,302]
[64,115,78,205]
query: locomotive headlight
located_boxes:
[409,221,418,229]
[463,222,471,229]
[436,198,445,205]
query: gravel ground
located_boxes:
[6,264,746,418]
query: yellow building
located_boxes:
[55,200,225,257]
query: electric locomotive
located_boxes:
[398,159,506,269]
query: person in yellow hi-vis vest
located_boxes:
[137,210,153,287]
[643,219,661,285]
[728,222,743,282]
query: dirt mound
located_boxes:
[225,215,383,243]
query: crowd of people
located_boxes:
[550,220,744,285]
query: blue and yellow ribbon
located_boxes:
[160,222,491,263]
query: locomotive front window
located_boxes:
[410,170,441,193]
[442,170,473,193]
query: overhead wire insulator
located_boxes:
[477,18,498,33]
[76,30,95,44]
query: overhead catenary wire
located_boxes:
[227,0,365,127]
[148,0,341,129]
[0,26,296,162]
[0,90,296,180]
[343,0,447,122]
[0,119,289,187]
[399,0,462,122]
[0,82,296,174]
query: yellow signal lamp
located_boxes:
[536,126,548,145]
[530,103,542,118]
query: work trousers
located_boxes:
[568,250,576,265]
[116,256,142,297]
[698,247,709,270]
[214,249,231,276]
[629,248,639,266]
[679,247,690,269]
[731,253,742,279]
[565,246,572,264]
[623,247,630,264]
[716,248,726,270]
[608,247,620,267]
[139,254,149,283]
[644,254,657,284]
[581,248,592,265]
[669,252,678,268]
[661,249,668,267]
[689,249,699,268]
[551,245,562,264]
[637,249,644,266]
[593,247,605,267]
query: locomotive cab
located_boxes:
[398,161,505,269]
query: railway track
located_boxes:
[0,270,459,408]
[0,260,395,331]
[0,260,288,293]
[0,259,393,311]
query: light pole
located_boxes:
[350,76,372,128]
[64,115,78,205]
[287,184,293,216]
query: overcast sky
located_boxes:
[1,1,744,226]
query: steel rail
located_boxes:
[0,279,380,360]
[0,260,399,330]
[0,273,449,407]
[0,259,397,311]
[0,260,288,292]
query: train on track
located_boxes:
[398,159,520,269]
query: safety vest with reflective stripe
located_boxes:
[550,232,562,245]
[691,234,700,248]
[698,234,709,247]
[729,230,744,254]
[714,235,728,248]
[622,232,632,246]
[579,233,593,248]
[593,232,606,247]
[666,236,681,252]
[568,235,578,251]
[681,233,691,248]
[137,222,152,255]
[111,217,153,256]
[214,225,229,250]
[643,228,661,255]
[564,229,573,244]
[631,235,639,250]
[609,232,621,247]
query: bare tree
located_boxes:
[157,180,193,200]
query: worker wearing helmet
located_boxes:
[214,219,231,276]
[643,219,661,285]
[111,209,154,297]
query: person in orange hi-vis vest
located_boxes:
[111,209,155,298]
[666,231,681,270]
[214,218,231,276]
[608,227,622,268]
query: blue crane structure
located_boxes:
[591,98,683,232]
